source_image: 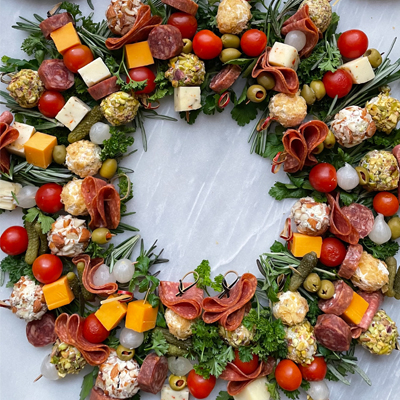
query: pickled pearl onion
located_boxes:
[284,30,307,52]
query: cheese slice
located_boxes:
[161,385,190,400]
[174,87,201,112]
[0,181,22,210]
[55,96,91,131]
[269,42,300,70]
[78,58,111,87]
[339,56,375,84]
[233,377,271,400]
[6,122,36,157]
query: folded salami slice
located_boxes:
[314,314,352,352]
[161,0,199,16]
[138,353,169,394]
[26,313,57,347]
[281,5,322,58]
[0,122,19,173]
[301,120,329,166]
[90,387,113,400]
[202,273,257,331]
[159,281,203,320]
[338,244,363,279]
[210,64,241,93]
[38,59,74,92]
[252,48,299,95]
[318,281,354,315]
[282,128,307,173]
[39,12,74,39]
[342,203,374,239]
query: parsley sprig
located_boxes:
[0,255,37,287]
[194,260,224,295]
[100,126,136,161]
[24,207,56,233]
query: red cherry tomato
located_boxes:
[240,29,268,57]
[309,163,337,193]
[373,192,399,216]
[322,69,353,99]
[63,44,94,73]
[38,91,66,118]
[35,183,63,214]
[187,370,216,399]
[127,67,156,95]
[233,349,259,375]
[83,314,110,343]
[320,238,347,267]
[193,30,223,60]
[167,12,198,39]
[0,226,29,256]
[32,254,63,284]
[275,359,302,391]
[337,29,368,59]
[299,357,328,381]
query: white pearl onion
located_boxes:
[113,258,135,283]
[306,380,330,400]
[92,264,116,286]
[89,122,112,145]
[15,185,39,208]
[40,354,60,381]
[120,328,144,349]
[369,213,392,245]
[285,30,307,52]
[336,163,359,191]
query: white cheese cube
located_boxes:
[6,122,36,157]
[174,87,201,112]
[0,181,22,211]
[269,42,300,70]
[78,58,112,87]
[339,56,375,84]
[55,96,91,131]
[160,384,189,400]
[233,377,271,400]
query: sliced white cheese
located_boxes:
[6,122,36,157]
[233,377,271,400]
[269,42,300,70]
[174,87,201,112]
[160,384,189,400]
[0,181,22,211]
[78,58,111,87]
[55,96,91,131]
[339,56,375,84]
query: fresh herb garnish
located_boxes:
[100,126,135,161]
[79,367,99,400]
[194,260,224,295]
[216,391,233,400]
[145,329,169,356]
[359,237,399,260]
[24,207,55,233]
[0,255,37,287]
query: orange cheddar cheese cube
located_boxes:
[95,295,127,331]
[42,276,75,310]
[125,300,158,333]
[290,233,322,258]
[125,42,154,70]
[24,132,57,169]
[341,292,369,325]
[50,22,81,54]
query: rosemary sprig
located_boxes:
[107,234,141,273]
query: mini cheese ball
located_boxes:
[65,140,102,178]
[165,308,196,340]
[273,291,309,326]
[216,0,252,35]
[268,92,308,128]
[300,0,332,33]
[61,179,87,216]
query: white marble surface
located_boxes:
[1,0,400,399]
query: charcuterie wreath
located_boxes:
[1,1,400,399]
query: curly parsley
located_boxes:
[100,126,135,161]
[194,260,224,294]
[0,255,37,287]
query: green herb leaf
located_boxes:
[269,182,310,201]
[24,207,55,233]
[0,255,37,287]
[359,237,399,260]
[146,329,169,356]
[101,126,135,161]
[231,101,261,127]
[238,346,253,362]
[216,391,234,400]
[79,367,99,400]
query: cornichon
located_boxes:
[153,327,192,354]
[167,344,189,357]
[385,257,397,297]
[68,105,103,143]
[392,259,400,300]
[67,272,80,298]
[34,221,48,255]
[76,261,95,302]
[24,220,39,265]
[289,251,318,291]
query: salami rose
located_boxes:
[0,122,19,174]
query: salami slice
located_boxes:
[338,244,363,279]
[0,122,19,174]
[161,0,199,16]
[302,120,329,165]
[138,353,169,394]
[88,76,121,101]
[148,25,183,60]
[318,281,354,315]
[90,387,113,400]
[38,59,74,92]
[0,111,13,124]
[159,281,203,320]
[39,13,74,39]
[314,314,352,352]
[26,313,57,347]
[342,203,374,239]
[210,65,241,93]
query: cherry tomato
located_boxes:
[0,226,28,256]
[337,29,368,59]
[187,370,216,399]
[35,183,63,214]
[299,357,327,381]
[309,163,337,193]
[38,91,65,118]
[275,359,302,391]
[233,349,259,375]
[63,44,94,73]
[83,314,110,343]
[322,69,353,99]
[240,29,267,57]
[320,238,347,267]
[127,67,156,95]
[167,12,198,39]
[373,192,399,216]
[193,30,223,60]
[32,254,63,284]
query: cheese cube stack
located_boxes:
[125,42,154,69]
[50,22,81,54]
[24,132,57,169]
[6,122,36,158]
[42,276,75,310]
[290,233,322,258]
[269,42,300,70]
[56,96,91,131]
[339,57,375,84]
[0,181,22,210]
[95,295,128,331]
[341,292,369,325]
[174,87,201,112]
[78,58,112,87]
[161,384,190,400]
[125,300,158,332]
[233,377,271,400]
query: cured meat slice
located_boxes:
[338,244,363,279]
[0,111,13,124]
[393,145,400,200]
[314,314,352,352]
[72,254,118,296]
[318,281,354,315]
[210,64,241,93]
[282,129,307,173]
[301,120,329,166]
[159,281,203,320]
[39,13,74,39]
[326,193,359,244]
[138,353,169,394]
[0,122,19,173]
[342,203,374,239]
[90,387,113,400]
[202,273,257,331]
[26,313,57,347]
[252,48,299,95]
[161,0,199,16]
[88,77,121,101]
[281,5,322,58]
[148,25,183,60]
[38,59,74,92]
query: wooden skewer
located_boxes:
[0,300,11,309]
[34,374,43,382]
[100,294,131,304]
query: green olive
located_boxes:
[169,375,187,391]
[52,145,66,165]
[221,34,240,49]
[303,273,321,293]
[388,217,400,240]
[256,72,276,90]
[247,85,267,103]
[116,344,134,361]
[301,84,316,105]
[77,261,85,270]
[92,227,112,245]
[323,130,336,149]
[182,39,193,54]
[312,143,324,155]
[99,159,118,180]
[365,48,382,69]
[318,280,335,299]
[310,80,326,101]
[219,48,242,63]
[355,166,370,185]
